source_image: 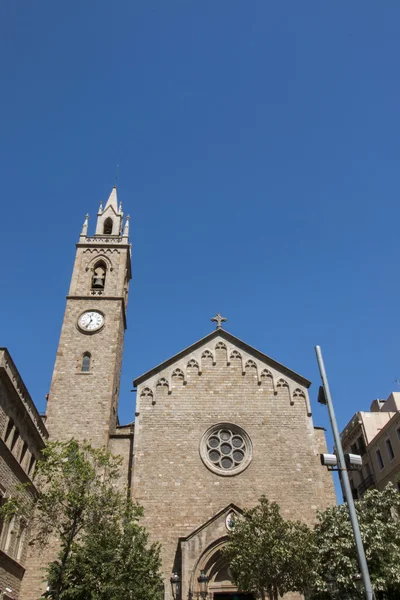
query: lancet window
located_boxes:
[103,217,113,235]
[81,352,91,372]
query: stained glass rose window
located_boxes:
[200,423,252,476]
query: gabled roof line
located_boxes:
[101,203,120,217]
[179,502,243,542]
[104,186,119,213]
[133,329,311,388]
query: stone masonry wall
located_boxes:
[20,236,130,600]
[45,298,125,449]
[133,339,336,598]
[313,427,338,507]
[109,430,134,494]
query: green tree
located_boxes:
[312,483,400,600]
[46,501,163,600]
[223,496,316,600]
[0,439,162,600]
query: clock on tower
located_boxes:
[45,186,131,449]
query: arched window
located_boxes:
[103,217,113,235]
[81,352,91,372]
[91,261,106,290]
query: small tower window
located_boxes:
[91,261,106,291]
[81,352,91,372]
[103,217,113,235]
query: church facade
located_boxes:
[4,188,334,600]
[133,327,335,600]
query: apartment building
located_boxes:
[0,348,48,599]
[341,392,400,499]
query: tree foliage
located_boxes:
[34,439,121,547]
[312,483,400,600]
[0,439,162,600]
[223,496,315,600]
[46,501,163,600]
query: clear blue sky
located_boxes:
[1,2,400,473]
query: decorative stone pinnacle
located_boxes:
[211,313,227,330]
[123,215,130,237]
[80,214,89,237]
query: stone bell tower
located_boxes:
[45,186,131,448]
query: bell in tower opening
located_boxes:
[91,262,106,291]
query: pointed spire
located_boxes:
[94,186,125,236]
[104,186,119,213]
[80,214,89,238]
[123,215,130,238]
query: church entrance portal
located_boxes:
[191,541,254,600]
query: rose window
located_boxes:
[200,423,252,476]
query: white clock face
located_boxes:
[78,311,104,332]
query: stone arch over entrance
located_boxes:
[178,504,245,600]
[190,538,253,600]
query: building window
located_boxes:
[81,352,91,372]
[10,427,19,452]
[376,449,384,471]
[358,436,366,455]
[103,217,113,235]
[4,418,14,443]
[200,423,253,477]
[397,427,400,441]
[1,515,15,556]
[350,482,358,500]
[385,438,395,461]
[351,442,358,455]
[0,515,27,563]
[20,441,28,465]
[28,455,36,477]
[15,518,27,563]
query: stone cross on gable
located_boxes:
[211,313,227,330]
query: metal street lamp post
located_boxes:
[353,573,364,593]
[198,570,209,599]
[315,346,375,600]
[170,572,181,600]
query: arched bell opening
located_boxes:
[91,261,107,292]
[103,217,113,235]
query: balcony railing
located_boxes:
[358,474,375,496]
